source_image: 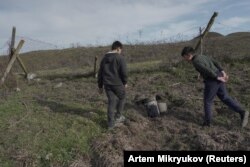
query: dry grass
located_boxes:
[0,32,249,166]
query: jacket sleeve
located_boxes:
[119,56,128,85]
[98,59,104,88]
[194,61,218,79]
[211,57,223,71]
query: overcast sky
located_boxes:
[1,0,250,53]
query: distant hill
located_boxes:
[226,32,250,37]
[192,32,224,40]
[206,32,224,38]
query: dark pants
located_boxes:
[204,80,244,124]
[104,85,126,128]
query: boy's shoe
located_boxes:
[241,111,249,128]
[202,121,210,127]
[115,115,126,124]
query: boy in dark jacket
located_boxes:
[98,41,127,128]
[181,46,249,128]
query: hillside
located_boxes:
[1,32,249,73]
[0,32,250,166]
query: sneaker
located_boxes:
[115,115,126,124]
[202,121,210,127]
[241,111,249,128]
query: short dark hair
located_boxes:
[181,46,194,56]
[111,41,123,50]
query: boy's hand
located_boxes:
[221,71,227,77]
[124,84,128,88]
[217,76,227,83]
[224,75,229,82]
[217,71,229,82]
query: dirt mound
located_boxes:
[91,104,250,166]
[91,108,164,167]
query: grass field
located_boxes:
[0,32,250,166]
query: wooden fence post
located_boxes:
[17,56,28,77]
[8,27,29,77]
[194,12,218,52]
[194,12,218,80]
[9,26,16,60]
[1,40,25,86]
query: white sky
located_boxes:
[0,0,250,53]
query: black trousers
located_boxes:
[104,85,126,128]
[204,79,244,124]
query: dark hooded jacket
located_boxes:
[98,52,127,88]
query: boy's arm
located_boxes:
[193,61,218,79]
[211,57,223,71]
[194,62,227,82]
[210,57,228,82]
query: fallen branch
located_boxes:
[169,82,181,87]
[8,101,31,129]
[8,113,29,129]
[21,101,30,112]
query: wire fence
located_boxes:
[0,23,206,56]
[0,19,249,89]
[0,20,249,56]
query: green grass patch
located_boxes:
[0,93,106,166]
[128,60,162,73]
